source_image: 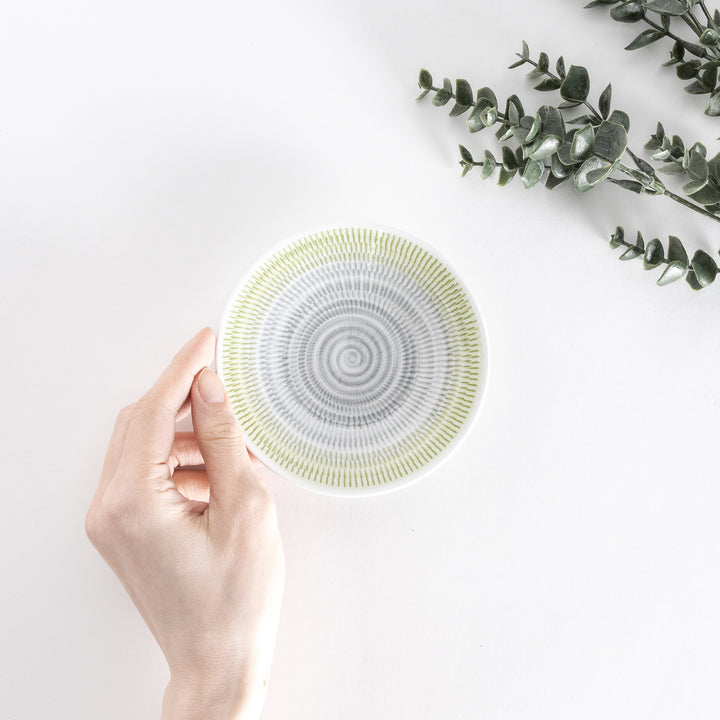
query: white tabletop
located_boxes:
[3,0,720,717]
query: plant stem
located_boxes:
[662,187,720,223]
[642,15,710,58]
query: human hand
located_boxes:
[86,328,284,720]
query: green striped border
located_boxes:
[217,226,488,495]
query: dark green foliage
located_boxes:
[587,0,720,117]
[417,41,720,292]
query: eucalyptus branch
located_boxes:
[609,226,719,288]
[586,0,720,116]
[417,41,720,290]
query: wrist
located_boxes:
[162,664,269,720]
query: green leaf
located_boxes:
[525,114,542,144]
[690,249,718,286]
[521,40,530,60]
[585,0,620,5]
[502,145,518,171]
[522,158,545,188]
[643,238,664,269]
[527,135,562,161]
[619,245,642,260]
[497,166,517,186]
[418,69,433,90]
[545,172,570,189]
[593,120,628,163]
[461,163,473,177]
[685,149,709,182]
[537,52,550,73]
[560,65,590,102]
[608,110,630,132]
[625,29,665,50]
[570,123,595,161]
[657,260,688,285]
[480,150,496,179]
[432,89,452,106]
[610,0,644,21]
[556,56,566,78]
[658,162,685,174]
[443,78,452,93]
[551,153,573,178]
[535,77,562,91]
[455,79,473,107]
[449,102,471,117]
[539,105,565,140]
[599,84,612,119]
[645,0,688,14]
[481,106,498,127]
[687,182,720,205]
[686,270,704,290]
[705,91,720,116]
[575,156,614,192]
[609,226,625,248]
[505,95,523,126]
[459,145,473,164]
[668,235,689,264]
[467,99,493,132]
[677,61,701,79]
[476,87,498,107]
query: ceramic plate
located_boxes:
[217,226,488,496]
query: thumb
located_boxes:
[190,368,257,510]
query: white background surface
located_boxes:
[2,0,720,718]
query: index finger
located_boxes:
[124,327,216,468]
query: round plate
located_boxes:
[217,226,488,496]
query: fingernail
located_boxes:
[198,368,226,404]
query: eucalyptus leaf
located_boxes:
[657,260,688,285]
[527,134,562,160]
[609,226,625,248]
[685,269,704,290]
[619,245,643,260]
[433,89,452,106]
[525,114,542,144]
[480,151,496,179]
[476,87,498,106]
[644,238,664,268]
[645,0,687,15]
[502,145,518,171]
[522,158,545,188]
[610,0,644,22]
[443,78,452,93]
[599,83,612,119]
[608,110,630,131]
[418,69,433,91]
[459,145,473,164]
[497,166,517,186]
[668,235,689,264]
[455,79,473,107]
[593,120,628,162]
[625,29,664,50]
[535,78,562,91]
[687,182,720,205]
[570,123,595,161]
[560,65,591,102]
[706,91,720,116]
[690,249,718,286]
[685,149,709,181]
[575,156,613,191]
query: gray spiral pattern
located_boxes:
[257,261,450,451]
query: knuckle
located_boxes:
[206,416,243,445]
[116,403,136,424]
